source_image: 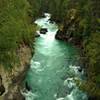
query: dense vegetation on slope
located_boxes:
[0,0,36,68]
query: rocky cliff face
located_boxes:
[0,44,32,100]
[55,9,83,47]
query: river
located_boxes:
[22,13,88,100]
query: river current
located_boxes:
[22,13,88,100]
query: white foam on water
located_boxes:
[30,61,41,69]
[64,78,76,89]
[56,97,64,100]
[21,90,38,100]
[65,94,74,100]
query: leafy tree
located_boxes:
[0,0,36,68]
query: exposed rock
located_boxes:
[55,29,82,48]
[49,20,54,24]
[40,28,48,34]
[0,85,5,96]
[0,75,5,96]
[35,33,40,37]
[55,8,83,48]
[78,67,82,72]
[55,30,69,41]
[0,44,32,99]
[35,31,40,37]
[4,87,25,100]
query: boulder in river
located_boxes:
[40,28,48,34]
[35,31,40,37]
[48,19,54,24]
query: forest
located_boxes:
[0,0,100,100]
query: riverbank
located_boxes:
[0,44,32,100]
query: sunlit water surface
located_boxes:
[22,13,88,100]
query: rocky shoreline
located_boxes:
[0,44,32,100]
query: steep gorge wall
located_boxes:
[0,44,32,100]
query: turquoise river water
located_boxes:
[21,13,88,100]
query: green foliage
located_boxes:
[0,0,36,68]
[28,0,46,20]
[83,32,100,96]
[81,0,100,97]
